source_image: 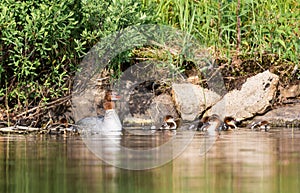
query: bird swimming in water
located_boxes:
[222,116,238,131]
[76,90,122,133]
[159,115,180,130]
[249,120,270,132]
[197,114,238,132]
[197,116,210,131]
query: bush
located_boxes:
[0,0,155,117]
[1,0,79,112]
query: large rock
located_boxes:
[122,93,178,127]
[172,83,221,121]
[209,70,279,120]
[253,104,300,127]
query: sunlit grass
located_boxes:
[145,0,300,62]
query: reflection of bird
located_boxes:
[197,114,238,131]
[159,115,180,130]
[77,90,122,132]
[249,120,270,132]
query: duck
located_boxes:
[197,114,222,132]
[222,116,238,131]
[197,116,210,131]
[249,120,270,132]
[101,90,122,130]
[76,90,122,133]
[197,114,238,132]
[159,115,179,130]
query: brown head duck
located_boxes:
[197,114,238,132]
[159,115,180,130]
[249,120,270,132]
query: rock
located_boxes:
[253,104,300,127]
[279,83,300,102]
[172,83,221,121]
[209,70,279,120]
[122,94,178,127]
[122,116,154,126]
[149,94,179,124]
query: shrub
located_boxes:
[0,0,155,121]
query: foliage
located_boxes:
[146,0,300,62]
[0,0,155,116]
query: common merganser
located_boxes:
[76,90,122,133]
[197,116,210,131]
[197,114,237,132]
[249,120,270,132]
[197,114,222,132]
[222,116,238,131]
[101,90,122,131]
[159,115,179,130]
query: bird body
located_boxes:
[76,90,122,133]
[159,115,179,130]
[197,114,237,132]
[249,120,270,132]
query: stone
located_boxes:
[253,104,300,127]
[279,83,300,102]
[122,94,178,127]
[172,83,221,121]
[208,70,279,120]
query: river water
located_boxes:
[0,127,300,193]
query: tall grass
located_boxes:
[146,0,300,63]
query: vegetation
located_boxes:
[142,0,300,89]
[0,0,155,125]
[0,0,299,126]
[153,0,299,60]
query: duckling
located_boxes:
[209,114,226,131]
[221,116,238,131]
[197,114,223,132]
[197,116,210,131]
[249,120,270,132]
[197,114,238,132]
[159,115,179,130]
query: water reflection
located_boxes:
[80,121,198,170]
[0,128,300,193]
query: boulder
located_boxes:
[279,83,300,102]
[253,104,300,127]
[122,93,178,128]
[208,70,279,120]
[172,83,221,121]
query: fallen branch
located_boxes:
[0,125,40,134]
[16,95,71,119]
[0,124,79,135]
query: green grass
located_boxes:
[145,0,300,62]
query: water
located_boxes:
[0,128,300,193]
